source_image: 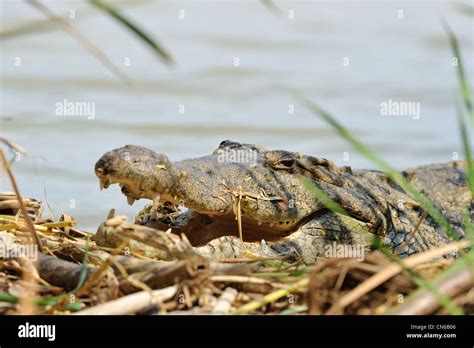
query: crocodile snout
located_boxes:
[95,145,181,205]
[95,159,109,190]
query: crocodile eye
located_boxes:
[279,159,295,169]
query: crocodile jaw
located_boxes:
[95,145,181,206]
[96,168,182,207]
[96,169,303,239]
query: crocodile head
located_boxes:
[95,141,378,247]
[96,142,336,240]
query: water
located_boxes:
[1,0,473,230]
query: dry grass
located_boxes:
[0,191,471,315]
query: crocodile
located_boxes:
[95,140,471,263]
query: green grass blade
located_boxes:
[0,292,18,303]
[456,102,474,196]
[442,21,473,126]
[447,21,474,198]
[75,235,90,290]
[261,0,281,14]
[89,0,173,65]
[0,292,82,311]
[462,209,474,242]
[447,22,474,250]
[454,2,474,16]
[301,177,349,216]
[279,305,308,315]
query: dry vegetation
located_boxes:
[0,189,472,315]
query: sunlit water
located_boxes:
[1,0,473,230]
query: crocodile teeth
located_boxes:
[153,194,161,205]
[99,179,111,191]
[257,221,262,226]
[127,196,136,206]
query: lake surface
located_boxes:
[1,0,473,230]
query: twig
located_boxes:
[217,256,286,263]
[24,0,130,82]
[0,150,42,252]
[0,137,27,156]
[234,277,309,314]
[211,275,287,288]
[326,240,471,314]
[394,210,429,254]
[392,265,473,314]
[42,185,57,222]
[73,286,177,315]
